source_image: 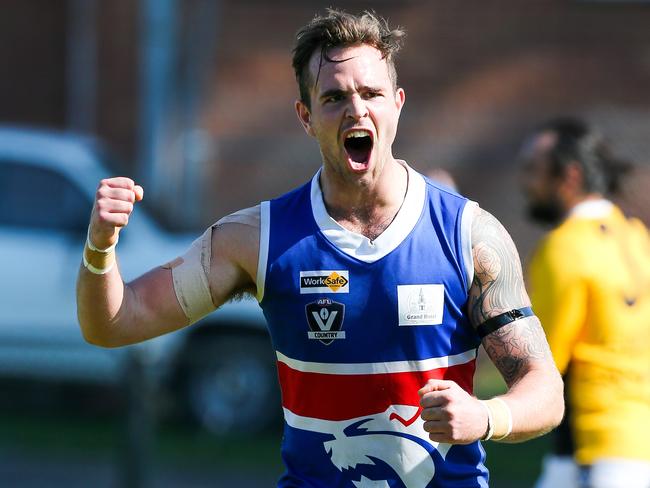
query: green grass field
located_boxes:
[1,411,548,486]
[0,357,552,487]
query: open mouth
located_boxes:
[343,130,373,169]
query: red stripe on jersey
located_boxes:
[277,359,476,421]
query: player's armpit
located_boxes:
[206,206,261,307]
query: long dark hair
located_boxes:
[538,117,632,195]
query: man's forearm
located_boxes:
[76,258,129,348]
[494,361,564,443]
[77,177,145,347]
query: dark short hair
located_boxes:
[537,117,632,195]
[292,9,405,109]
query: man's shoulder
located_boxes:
[419,171,473,225]
[214,205,260,229]
[421,172,467,202]
[210,205,262,258]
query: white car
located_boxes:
[0,125,279,434]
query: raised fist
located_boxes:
[88,177,143,250]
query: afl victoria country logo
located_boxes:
[305,298,346,345]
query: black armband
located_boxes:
[476,307,534,339]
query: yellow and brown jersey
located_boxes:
[528,200,650,465]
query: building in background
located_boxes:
[1,0,649,256]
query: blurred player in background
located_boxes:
[520,117,650,488]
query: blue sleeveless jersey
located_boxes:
[257,166,488,487]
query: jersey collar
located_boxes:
[569,199,614,219]
[310,163,426,263]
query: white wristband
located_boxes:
[86,228,118,253]
[491,397,513,441]
[480,400,495,441]
[480,397,513,441]
[82,252,115,275]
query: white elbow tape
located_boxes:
[167,227,216,324]
[480,397,512,441]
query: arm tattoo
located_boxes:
[468,208,551,384]
[482,316,551,384]
[469,208,528,326]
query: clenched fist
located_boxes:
[419,379,488,444]
[88,177,144,249]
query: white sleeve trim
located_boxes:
[461,201,478,292]
[256,201,270,303]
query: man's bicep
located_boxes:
[156,206,259,328]
[467,207,530,327]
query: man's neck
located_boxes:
[319,160,409,241]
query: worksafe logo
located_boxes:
[300,270,349,294]
[305,298,346,345]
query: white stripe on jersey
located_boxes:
[275,348,477,375]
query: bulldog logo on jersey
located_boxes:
[283,404,451,486]
[305,298,346,345]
